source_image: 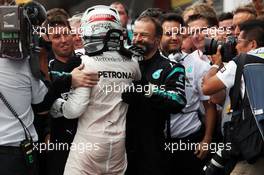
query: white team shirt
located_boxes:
[217,47,264,97]
[216,60,245,97]
[0,58,48,146]
[191,50,211,64]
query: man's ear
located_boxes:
[155,37,161,45]
[251,40,258,50]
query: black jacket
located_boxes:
[123,51,186,175]
[48,56,81,144]
[45,55,81,175]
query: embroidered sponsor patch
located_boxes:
[178,74,184,82]
[152,69,163,79]
[220,66,226,73]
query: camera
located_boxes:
[0,1,46,78]
[0,2,46,60]
[204,36,237,62]
[203,149,227,175]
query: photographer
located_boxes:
[202,20,264,175]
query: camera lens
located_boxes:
[204,37,218,55]
[203,37,237,62]
[204,149,227,175]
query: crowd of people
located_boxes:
[0,0,264,175]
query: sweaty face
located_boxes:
[132,20,159,57]
[48,25,73,59]
[160,21,182,55]
[188,19,208,51]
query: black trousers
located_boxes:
[165,129,206,175]
[0,146,38,175]
[46,150,70,175]
[125,133,170,175]
[126,148,170,175]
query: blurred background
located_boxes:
[1,0,254,17]
[34,0,251,17]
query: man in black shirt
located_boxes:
[123,16,186,175]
